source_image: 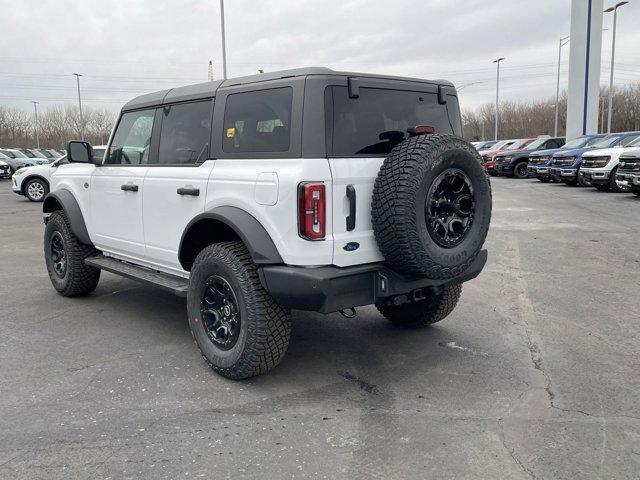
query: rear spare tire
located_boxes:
[371,134,491,279]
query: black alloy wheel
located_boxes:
[50,231,67,278]
[426,168,475,248]
[200,275,241,350]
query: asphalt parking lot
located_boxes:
[1,177,639,480]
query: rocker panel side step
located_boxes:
[85,255,189,297]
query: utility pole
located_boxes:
[605,1,628,133]
[72,73,84,140]
[555,36,570,137]
[219,0,227,79]
[31,101,40,148]
[492,57,505,141]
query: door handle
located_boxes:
[346,184,356,231]
[177,187,200,196]
[121,183,139,192]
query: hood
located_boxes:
[495,148,532,158]
[552,147,589,158]
[479,148,503,156]
[620,147,640,159]
[530,147,563,158]
[582,146,629,158]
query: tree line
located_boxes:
[463,83,640,141]
[0,105,116,149]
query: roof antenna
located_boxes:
[207,60,214,81]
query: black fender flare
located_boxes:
[42,190,92,245]
[180,206,283,267]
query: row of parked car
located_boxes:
[0,147,103,202]
[0,147,66,175]
[472,131,640,196]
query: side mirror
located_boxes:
[67,141,93,163]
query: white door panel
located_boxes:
[142,161,215,269]
[90,166,148,257]
[329,157,385,267]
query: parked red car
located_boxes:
[481,138,535,175]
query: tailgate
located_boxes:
[329,157,385,266]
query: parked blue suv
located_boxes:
[528,134,605,183]
[550,132,640,186]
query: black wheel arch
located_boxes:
[42,190,92,245]
[22,175,49,194]
[179,206,283,271]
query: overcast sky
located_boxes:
[1,0,639,114]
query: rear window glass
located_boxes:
[326,86,453,156]
[223,88,292,153]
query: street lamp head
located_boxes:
[605,1,628,11]
[72,72,83,77]
[492,57,505,63]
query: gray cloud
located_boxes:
[1,0,639,112]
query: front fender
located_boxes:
[43,190,92,245]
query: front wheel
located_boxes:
[187,242,291,380]
[376,284,462,328]
[25,178,49,202]
[44,211,101,296]
[513,162,529,179]
[609,167,629,192]
[577,174,591,187]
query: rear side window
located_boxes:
[223,88,292,153]
[326,86,453,156]
[107,109,155,165]
[157,100,213,165]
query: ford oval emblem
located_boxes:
[343,242,360,252]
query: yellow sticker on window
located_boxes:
[226,127,236,138]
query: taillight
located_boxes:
[298,182,325,240]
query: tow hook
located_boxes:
[340,307,357,318]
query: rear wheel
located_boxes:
[187,242,291,380]
[44,211,100,296]
[371,134,491,280]
[376,284,462,328]
[25,178,48,202]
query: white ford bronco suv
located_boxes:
[43,68,491,379]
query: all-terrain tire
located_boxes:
[371,134,491,280]
[376,284,462,328]
[25,178,49,202]
[187,241,291,380]
[44,211,101,296]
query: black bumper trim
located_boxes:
[260,250,488,314]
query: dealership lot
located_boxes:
[0,178,639,479]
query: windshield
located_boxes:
[29,149,47,158]
[590,135,622,148]
[19,149,36,158]
[0,152,8,159]
[622,134,640,147]
[563,136,592,149]
[524,138,549,150]
[488,140,510,150]
[11,150,27,158]
[39,149,54,158]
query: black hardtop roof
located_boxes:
[122,67,454,111]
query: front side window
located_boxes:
[157,100,213,165]
[619,134,640,147]
[106,109,155,165]
[223,88,292,153]
[326,86,452,156]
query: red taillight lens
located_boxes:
[298,182,326,240]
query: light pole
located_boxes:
[492,57,505,141]
[72,73,84,140]
[605,1,628,134]
[31,101,40,148]
[554,36,570,137]
[219,0,227,79]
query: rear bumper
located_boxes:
[260,250,488,314]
